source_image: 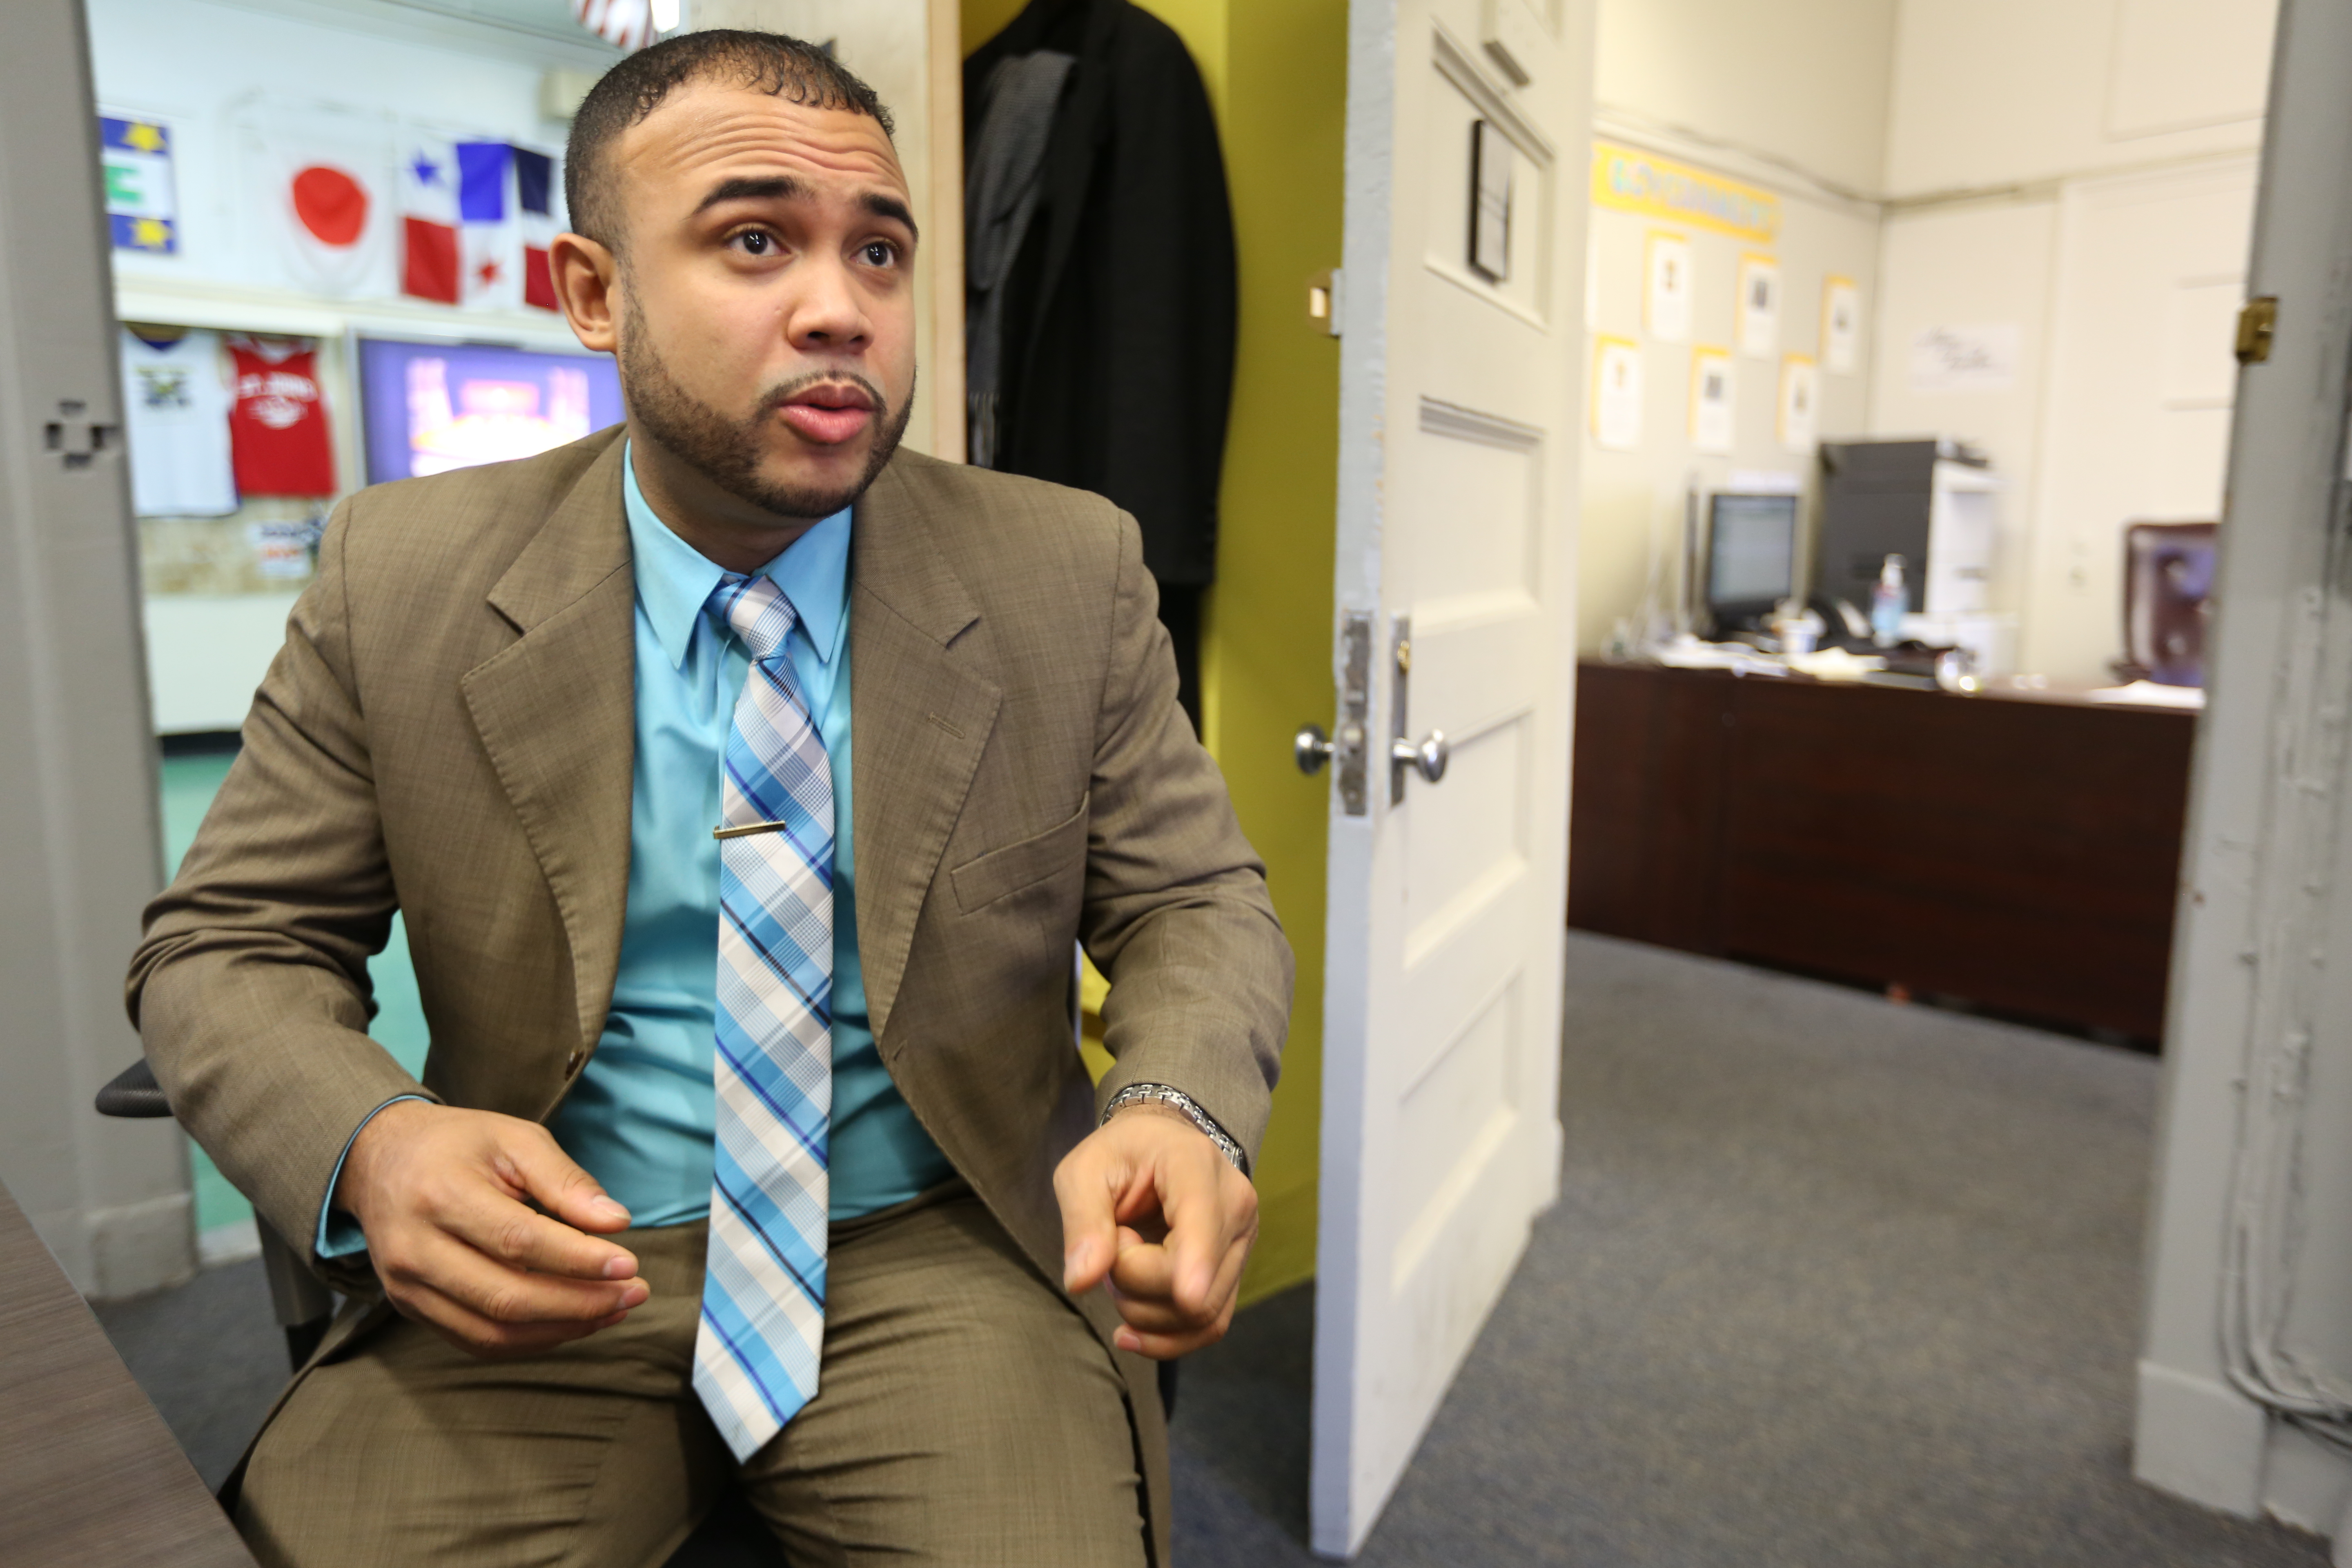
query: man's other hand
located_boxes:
[1054,1100,1258,1358]
[335,1100,649,1359]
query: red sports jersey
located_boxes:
[227,336,336,497]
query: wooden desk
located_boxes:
[0,1180,254,1566]
[1569,661,2196,1041]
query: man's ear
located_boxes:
[550,231,621,354]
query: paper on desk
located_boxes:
[1784,647,1885,681]
[2086,679,2205,709]
[1652,635,1784,676]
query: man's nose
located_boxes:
[788,256,871,350]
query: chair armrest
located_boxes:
[94,1059,171,1119]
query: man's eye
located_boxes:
[862,241,896,267]
[735,231,773,256]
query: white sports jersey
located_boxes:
[120,326,237,518]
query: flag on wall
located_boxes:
[401,138,519,309]
[244,111,397,297]
[514,147,561,312]
[574,0,655,52]
[100,115,179,255]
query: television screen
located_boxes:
[357,337,623,484]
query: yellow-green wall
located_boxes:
[961,0,1345,1302]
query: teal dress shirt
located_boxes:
[546,448,954,1225]
[318,447,952,1255]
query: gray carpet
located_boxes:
[1166,933,2329,1565]
[93,1249,288,1492]
[94,932,2331,1564]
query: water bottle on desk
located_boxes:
[1871,555,1909,647]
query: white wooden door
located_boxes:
[2022,159,2258,682]
[1310,0,1592,1555]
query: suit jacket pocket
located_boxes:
[950,795,1090,915]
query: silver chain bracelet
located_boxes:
[1102,1082,1249,1175]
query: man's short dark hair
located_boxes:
[564,29,895,253]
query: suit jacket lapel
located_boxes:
[851,458,1002,1047]
[459,433,637,1055]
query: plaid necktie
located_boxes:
[693,572,833,1462]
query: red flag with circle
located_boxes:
[244,111,396,298]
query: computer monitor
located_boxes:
[1705,492,1799,630]
[356,336,624,484]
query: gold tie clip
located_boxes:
[712,820,791,841]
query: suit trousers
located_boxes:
[234,1181,1150,1567]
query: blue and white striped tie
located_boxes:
[694,572,833,1463]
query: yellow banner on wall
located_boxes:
[1591,142,1781,244]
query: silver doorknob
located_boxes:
[1295,723,1335,775]
[1390,730,1449,784]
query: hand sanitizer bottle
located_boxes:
[1870,555,1909,648]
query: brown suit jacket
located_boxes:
[126,427,1292,1555]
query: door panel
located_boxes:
[1312,0,1592,1554]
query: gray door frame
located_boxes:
[2136,0,2352,1536]
[0,0,190,1296]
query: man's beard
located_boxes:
[618,323,913,519]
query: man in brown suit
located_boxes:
[126,30,1289,1567]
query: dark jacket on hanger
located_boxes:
[965,0,1237,589]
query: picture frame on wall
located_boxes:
[1468,118,1513,283]
[1737,254,1780,359]
[1778,353,1819,453]
[1645,231,1692,342]
[1822,275,1862,373]
[1592,336,1643,451]
[1691,346,1735,454]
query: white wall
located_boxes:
[1864,197,2056,624]
[1580,0,1893,653]
[1884,0,2275,198]
[88,0,609,731]
[1595,0,1898,196]
[1866,0,2273,682]
[89,0,602,293]
[1580,187,1880,650]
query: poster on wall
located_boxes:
[100,115,178,255]
[1645,232,1692,343]
[1908,324,2020,393]
[1690,346,1735,455]
[1592,336,1644,452]
[1822,276,1862,373]
[1778,354,1820,454]
[1737,255,1780,359]
[357,337,623,482]
[1590,142,1780,245]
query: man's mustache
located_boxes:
[755,372,889,421]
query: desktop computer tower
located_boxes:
[1815,438,1998,615]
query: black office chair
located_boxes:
[96,1058,333,1368]
[93,1057,779,1565]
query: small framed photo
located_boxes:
[1469,119,1513,283]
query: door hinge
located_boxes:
[42,398,118,471]
[2236,296,2278,365]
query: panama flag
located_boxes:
[514,147,561,312]
[401,138,520,309]
[242,109,397,297]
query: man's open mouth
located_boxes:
[777,382,878,445]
